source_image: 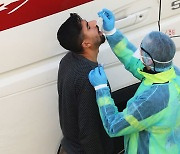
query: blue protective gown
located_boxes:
[95,30,180,154]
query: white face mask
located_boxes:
[133,48,173,64]
[133,48,144,64]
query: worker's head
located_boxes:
[57,13,105,54]
[140,31,176,72]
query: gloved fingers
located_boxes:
[88,69,94,78]
[102,8,114,20]
[89,66,100,77]
[94,66,101,75]
[101,13,110,23]
[98,9,111,22]
[99,67,107,79]
[98,10,104,18]
[98,12,109,24]
[88,69,95,84]
[98,66,105,75]
[88,66,108,87]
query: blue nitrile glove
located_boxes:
[88,66,108,90]
[98,8,115,31]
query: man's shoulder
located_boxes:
[60,52,71,62]
[60,52,97,72]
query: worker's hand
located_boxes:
[88,66,108,90]
[98,8,115,31]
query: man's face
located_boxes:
[81,19,105,48]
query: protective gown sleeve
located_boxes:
[106,30,144,80]
[96,85,170,137]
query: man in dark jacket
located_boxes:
[56,13,121,154]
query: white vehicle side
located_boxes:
[0,0,179,154]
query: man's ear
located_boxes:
[82,40,91,48]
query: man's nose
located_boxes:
[89,20,97,27]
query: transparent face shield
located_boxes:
[133,45,173,72]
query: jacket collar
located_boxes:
[138,67,176,85]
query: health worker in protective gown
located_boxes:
[88,8,180,154]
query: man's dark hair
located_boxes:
[57,13,84,53]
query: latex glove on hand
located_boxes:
[98,8,116,34]
[88,66,108,90]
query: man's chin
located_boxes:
[100,34,106,44]
[98,30,105,44]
